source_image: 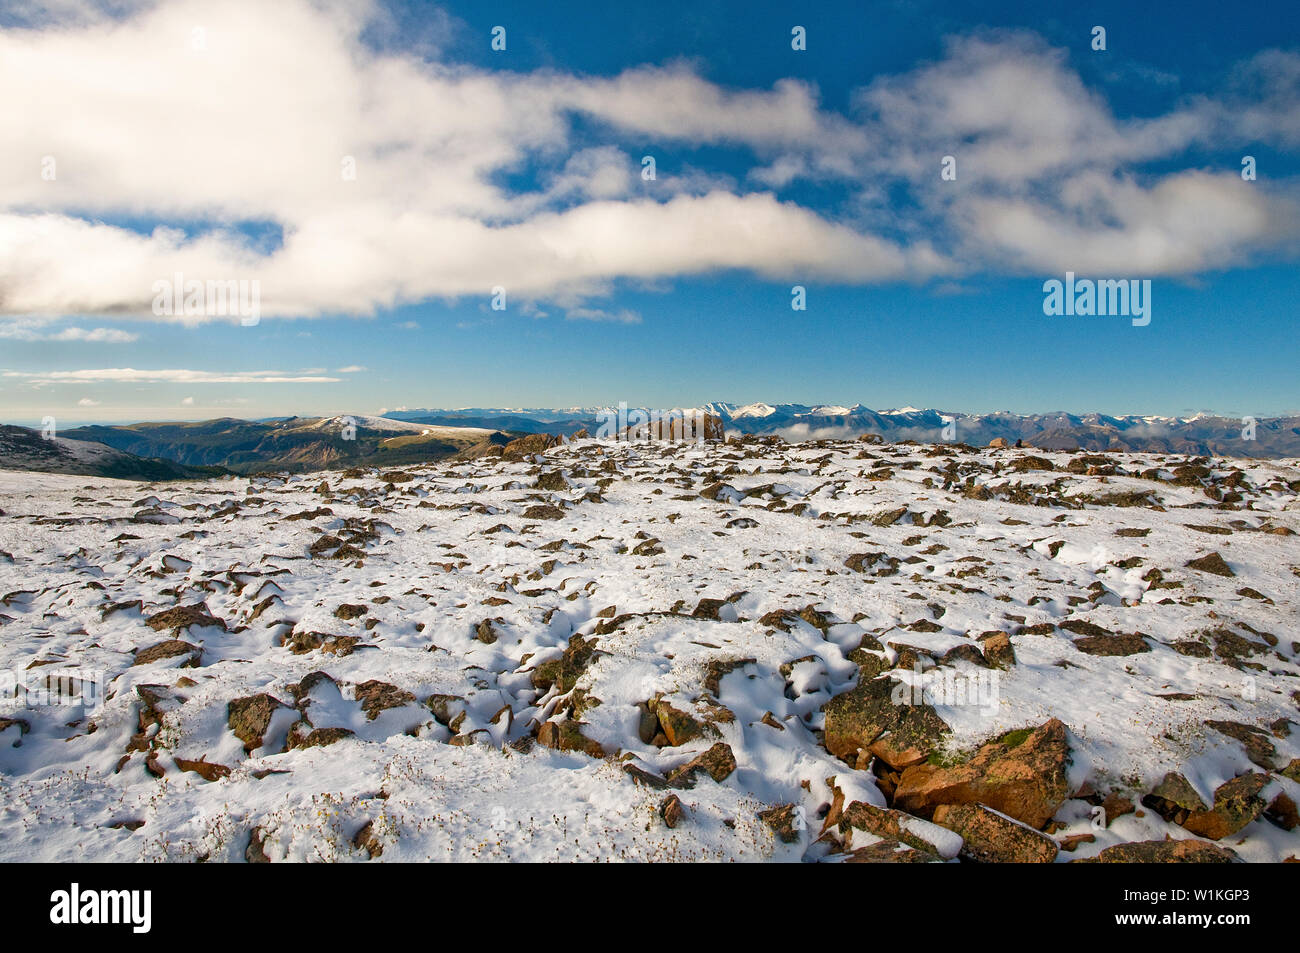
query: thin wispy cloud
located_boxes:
[2,368,342,384]
[0,320,138,343]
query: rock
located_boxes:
[173,757,231,782]
[758,803,803,843]
[822,674,949,768]
[333,603,368,620]
[988,437,1008,449]
[837,801,954,857]
[502,433,562,460]
[285,725,354,751]
[1074,839,1239,863]
[932,803,1058,863]
[246,826,272,863]
[282,630,324,655]
[1059,833,1096,852]
[1186,552,1235,577]
[691,597,730,621]
[871,506,910,527]
[1204,720,1278,770]
[979,632,1016,669]
[529,634,598,694]
[535,471,568,491]
[655,700,718,747]
[1101,792,1135,824]
[474,618,499,644]
[844,552,900,576]
[145,603,227,633]
[1071,632,1151,656]
[667,742,736,787]
[1142,771,1268,840]
[1009,455,1055,472]
[631,537,663,555]
[536,719,606,757]
[841,839,944,862]
[893,719,1072,829]
[354,680,415,720]
[661,794,685,828]
[133,640,200,666]
[1266,791,1299,831]
[352,820,383,859]
[523,504,565,520]
[703,657,756,696]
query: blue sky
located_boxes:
[1,0,1297,424]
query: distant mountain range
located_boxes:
[0,416,516,478]
[388,403,1300,458]
[0,425,222,480]
[1,403,1295,480]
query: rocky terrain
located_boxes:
[0,435,1297,862]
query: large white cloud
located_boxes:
[0,1,1297,325]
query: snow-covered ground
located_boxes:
[0,439,1296,862]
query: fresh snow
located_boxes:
[0,440,1297,862]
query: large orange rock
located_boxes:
[932,803,1058,863]
[1141,771,1268,840]
[822,675,949,768]
[893,719,1071,829]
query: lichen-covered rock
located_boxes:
[837,801,954,858]
[1186,552,1235,577]
[1074,839,1239,863]
[979,632,1016,669]
[661,794,685,828]
[932,803,1058,863]
[227,693,288,752]
[1142,771,1268,840]
[145,603,227,633]
[667,742,736,787]
[893,719,1071,829]
[654,700,719,747]
[841,839,944,863]
[822,674,949,768]
[133,639,201,666]
[354,680,415,720]
[536,718,606,758]
[529,634,599,694]
[758,803,803,843]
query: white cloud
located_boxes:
[0,319,138,342]
[76,397,100,406]
[336,365,367,373]
[564,307,642,324]
[2,368,341,384]
[0,4,1295,324]
[181,396,194,405]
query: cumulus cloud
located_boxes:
[0,3,1296,325]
